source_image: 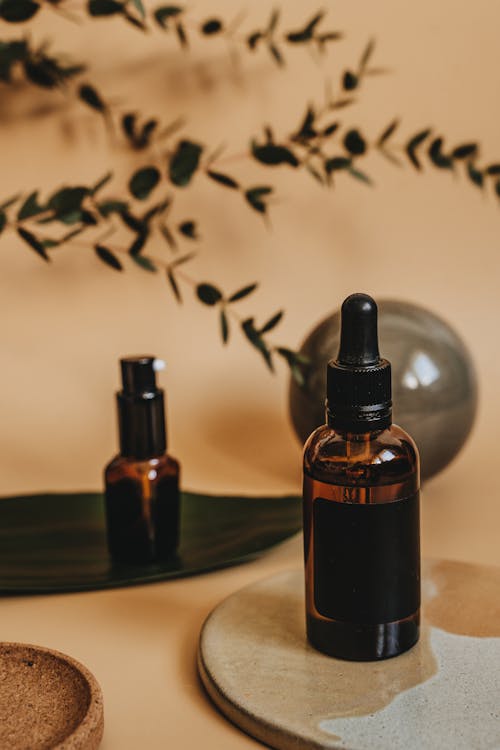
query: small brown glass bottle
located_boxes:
[303,294,420,661]
[104,356,180,564]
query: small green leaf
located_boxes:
[78,83,106,113]
[169,140,203,187]
[495,179,500,198]
[175,21,188,48]
[122,113,136,139]
[197,283,222,306]
[91,172,113,195]
[154,5,183,28]
[48,187,88,216]
[132,254,157,272]
[0,194,21,211]
[201,18,223,34]
[0,211,6,234]
[428,138,453,169]
[178,220,197,239]
[293,107,316,141]
[486,164,500,176]
[286,11,325,43]
[241,318,273,371]
[342,71,358,91]
[228,283,258,302]
[267,8,280,33]
[276,347,308,386]
[220,309,229,344]
[17,191,45,221]
[167,269,181,302]
[131,0,145,19]
[359,38,375,74]
[251,141,299,167]
[259,310,283,333]
[348,166,373,185]
[467,161,483,189]
[406,129,431,170]
[206,170,239,189]
[161,224,177,249]
[98,200,129,217]
[129,166,160,200]
[0,0,39,22]
[95,244,122,271]
[268,43,283,66]
[325,156,351,173]
[88,0,124,16]
[18,228,50,261]
[247,31,262,50]
[377,119,399,146]
[128,230,149,256]
[452,143,478,160]
[245,186,273,214]
[330,97,356,110]
[343,129,366,156]
[322,122,339,137]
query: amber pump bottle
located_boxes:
[104,356,180,564]
[303,294,420,661]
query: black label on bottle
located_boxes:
[313,493,420,624]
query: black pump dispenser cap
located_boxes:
[117,356,167,459]
[327,294,392,432]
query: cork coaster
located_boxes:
[0,643,104,750]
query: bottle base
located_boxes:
[306,610,420,661]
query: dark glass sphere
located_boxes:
[289,300,478,480]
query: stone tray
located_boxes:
[198,560,500,750]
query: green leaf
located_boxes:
[201,18,223,35]
[241,318,273,371]
[129,166,160,200]
[97,200,129,217]
[276,347,308,386]
[268,43,283,66]
[17,228,50,261]
[343,129,366,156]
[154,5,183,28]
[0,211,6,234]
[342,71,358,91]
[88,0,124,16]
[267,8,280,33]
[325,156,351,173]
[78,84,106,113]
[293,107,316,142]
[130,0,145,19]
[175,21,188,48]
[406,128,431,170]
[377,119,399,146]
[247,31,262,50]
[167,269,181,302]
[251,141,299,167]
[91,171,113,195]
[228,283,258,302]
[486,164,500,176]
[128,230,148,256]
[197,283,222,306]
[23,60,60,89]
[322,121,339,137]
[206,170,239,189]
[122,112,136,139]
[428,138,453,169]
[245,186,273,214]
[220,309,229,344]
[286,11,325,43]
[178,220,197,239]
[259,310,283,334]
[17,191,45,221]
[95,244,122,271]
[48,187,88,216]
[161,224,177,249]
[495,179,500,198]
[0,194,21,211]
[359,38,375,74]
[169,140,203,187]
[467,161,483,189]
[0,0,39,22]
[131,254,157,272]
[452,143,478,160]
[348,166,373,185]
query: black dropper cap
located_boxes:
[117,356,167,460]
[326,294,392,432]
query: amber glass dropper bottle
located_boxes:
[104,356,180,564]
[303,294,420,660]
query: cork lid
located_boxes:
[0,643,104,750]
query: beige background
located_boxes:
[1,1,500,747]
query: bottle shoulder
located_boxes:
[303,423,419,487]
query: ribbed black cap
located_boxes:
[117,356,167,459]
[327,294,392,432]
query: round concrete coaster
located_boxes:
[198,560,500,750]
[0,643,104,750]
